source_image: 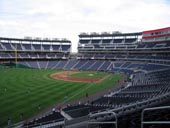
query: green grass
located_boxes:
[70,71,107,78]
[0,68,123,127]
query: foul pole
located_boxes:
[15,44,18,68]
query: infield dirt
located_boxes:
[50,71,109,83]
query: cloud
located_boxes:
[0,0,170,52]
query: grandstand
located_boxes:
[0,37,71,62]
[1,27,170,128]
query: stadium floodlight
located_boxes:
[91,32,98,35]
[24,36,32,40]
[52,38,59,41]
[80,32,89,35]
[101,32,110,35]
[61,38,68,41]
[34,37,41,40]
[112,31,121,34]
[43,38,49,40]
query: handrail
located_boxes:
[89,91,170,123]
[88,111,117,128]
[141,106,170,128]
[21,118,64,128]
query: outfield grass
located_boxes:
[0,68,123,127]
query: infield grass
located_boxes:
[0,68,123,127]
[70,71,107,78]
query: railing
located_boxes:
[10,118,64,128]
[64,115,88,127]
[4,121,24,128]
[63,115,91,128]
[87,111,117,128]
[62,83,170,128]
[141,106,170,128]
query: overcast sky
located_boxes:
[0,0,169,52]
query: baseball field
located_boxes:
[0,68,123,127]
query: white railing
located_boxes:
[88,111,117,128]
[141,106,170,128]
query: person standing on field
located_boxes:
[86,92,89,98]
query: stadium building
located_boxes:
[1,27,170,128]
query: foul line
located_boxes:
[65,83,94,102]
